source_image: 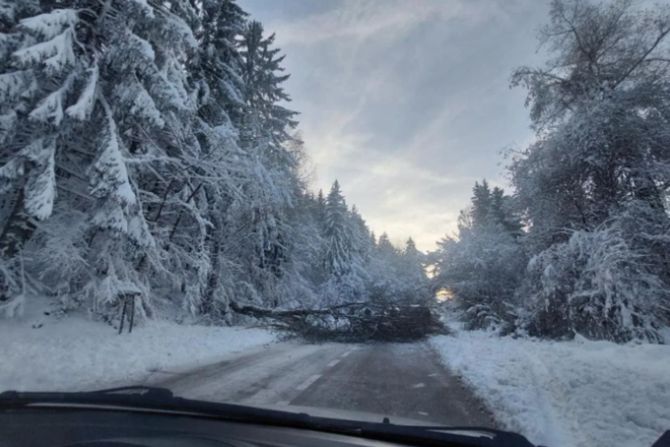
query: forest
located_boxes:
[0,0,430,331]
[1,0,669,344]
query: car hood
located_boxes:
[243,402,497,440]
[254,403,433,425]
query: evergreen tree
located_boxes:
[315,188,326,229]
[470,180,491,227]
[190,0,249,317]
[0,0,202,314]
[323,181,351,278]
[239,20,298,152]
[349,205,373,262]
[401,237,427,296]
[232,19,299,303]
[432,181,526,330]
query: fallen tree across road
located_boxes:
[230,300,447,342]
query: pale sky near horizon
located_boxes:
[239,0,551,251]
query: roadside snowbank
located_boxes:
[1,316,276,391]
[431,331,670,447]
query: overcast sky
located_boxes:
[239,0,551,251]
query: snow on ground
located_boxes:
[431,331,670,447]
[0,314,276,392]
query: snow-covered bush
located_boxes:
[523,212,670,342]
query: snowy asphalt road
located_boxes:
[147,341,496,427]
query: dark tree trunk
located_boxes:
[0,186,35,260]
[0,185,35,303]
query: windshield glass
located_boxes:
[1,1,669,447]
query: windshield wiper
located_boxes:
[0,386,535,447]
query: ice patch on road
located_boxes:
[431,331,670,447]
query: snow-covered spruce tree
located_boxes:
[367,233,429,304]
[325,182,356,274]
[323,182,352,274]
[344,205,373,297]
[264,186,330,310]
[81,0,210,321]
[0,0,210,319]
[431,181,526,331]
[315,188,326,225]
[398,237,430,303]
[272,138,339,309]
[321,181,367,305]
[349,206,373,261]
[196,0,247,128]
[367,232,397,302]
[185,0,250,320]
[273,188,324,309]
[228,20,300,307]
[0,1,82,312]
[511,0,670,341]
[239,21,298,154]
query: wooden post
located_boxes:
[129,294,135,333]
[118,296,127,335]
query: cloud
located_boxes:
[308,137,476,251]
[267,1,474,46]
[240,0,550,251]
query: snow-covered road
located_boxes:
[148,341,496,427]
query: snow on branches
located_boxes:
[0,0,429,328]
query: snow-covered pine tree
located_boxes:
[470,180,492,227]
[80,0,205,319]
[0,2,92,310]
[323,181,351,278]
[367,232,396,301]
[0,5,78,230]
[232,20,299,306]
[398,237,429,303]
[431,181,526,330]
[239,21,298,152]
[319,181,368,304]
[185,0,250,319]
[195,0,246,132]
[0,0,208,318]
[349,205,373,264]
[489,186,523,238]
[313,188,327,232]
